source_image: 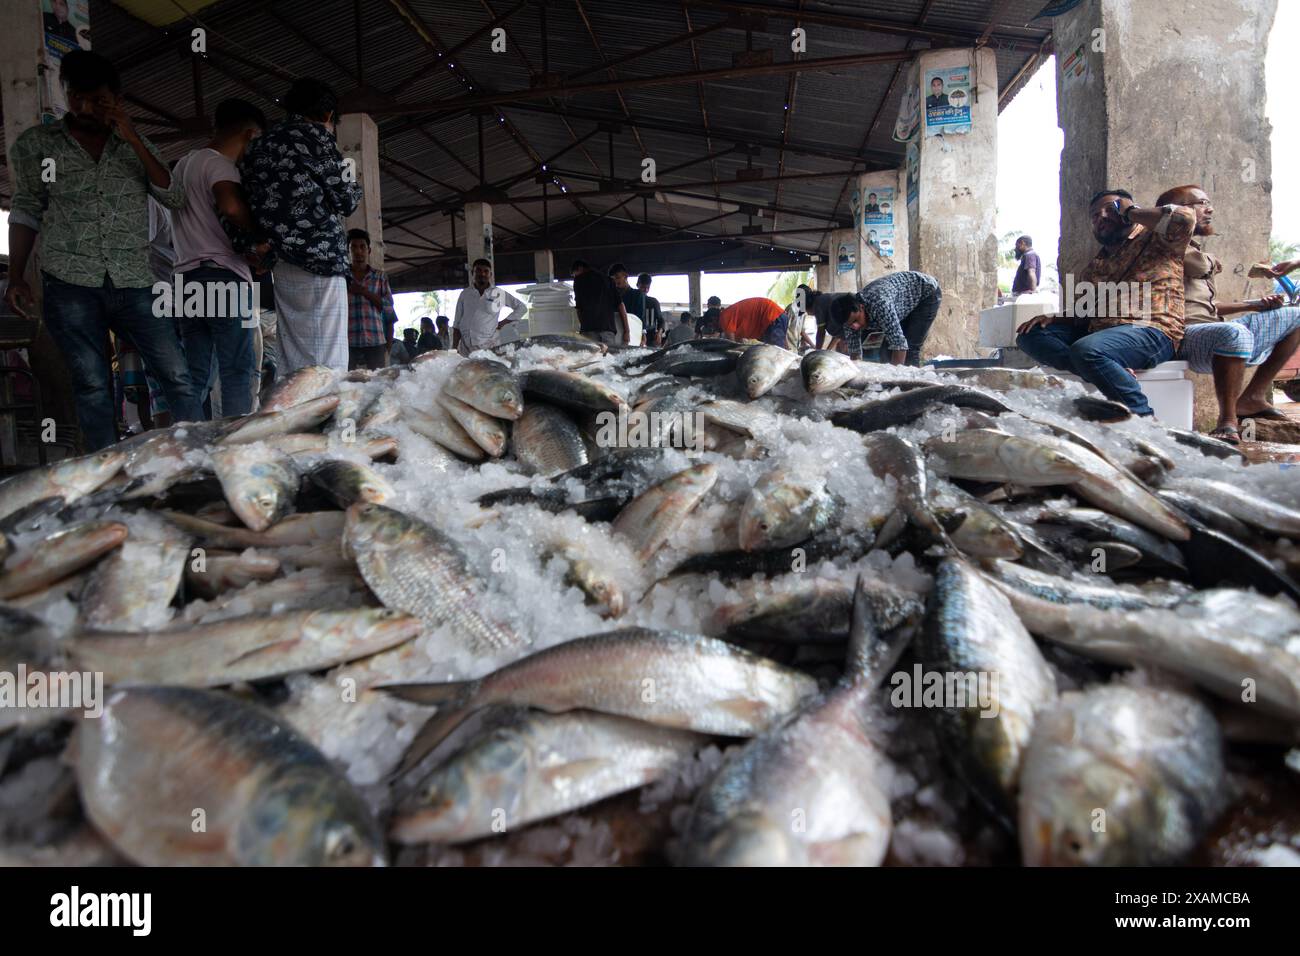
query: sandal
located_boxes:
[1237,406,1291,422]
[1208,424,1241,445]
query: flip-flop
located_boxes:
[1238,406,1291,421]
[1209,425,1241,445]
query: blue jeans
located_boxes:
[1016,321,1175,416]
[42,273,199,450]
[177,265,257,418]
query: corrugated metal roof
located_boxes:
[1,0,1053,284]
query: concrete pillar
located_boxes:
[464,202,494,278]
[534,250,555,283]
[1053,0,1278,428]
[0,1,77,451]
[337,113,384,270]
[910,46,1000,358]
[828,228,860,293]
[814,264,832,293]
[856,167,910,283]
[688,271,703,316]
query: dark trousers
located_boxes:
[177,265,257,419]
[348,344,388,370]
[899,287,941,367]
[1016,321,1175,416]
[43,273,199,450]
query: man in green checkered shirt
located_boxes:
[5,50,199,450]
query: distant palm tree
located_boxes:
[1269,237,1299,264]
[998,230,1023,268]
[767,269,812,305]
[419,290,443,317]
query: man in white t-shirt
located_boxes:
[453,258,526,355]
[171,98,267,418]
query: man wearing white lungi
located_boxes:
[454,258,527,355]
[242,78,361,373]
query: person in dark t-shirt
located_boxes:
[571,259,627,344]
[1012,235,1042,295]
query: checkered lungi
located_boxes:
[273,260,349,372]
[1176,307,1300,374]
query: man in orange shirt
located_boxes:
[718,296,788,345]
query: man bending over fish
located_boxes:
[1158,184,1300,444]
[824,271,942,366]
[1016,189,1196,416]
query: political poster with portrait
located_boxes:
[849,188,861,225]
[836,240,856,274]
[863,187,894,228]
[39,0,91,123]
[923,66,972,136]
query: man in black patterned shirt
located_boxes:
[826,270,942,366]
[242,78,361,372]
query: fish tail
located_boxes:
[846,574,916,686]
[380,680,480,777]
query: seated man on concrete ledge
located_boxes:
[1016,188,1196,416]
[1159,184,1300,444]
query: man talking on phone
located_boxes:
[6,49,199,450]
[1015,189,1196,416]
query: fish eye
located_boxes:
[325,826,359,860]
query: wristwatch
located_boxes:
[1119,202,1138,226]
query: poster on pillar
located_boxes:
[849,188,861,226]
[481,222,494,273]
[835,240,856,275]
[38,0,91,123]
[893,64,921,143]
[863,187,893,228]
[923,66,972,137]
[866,228,895,259]
[863,186,896,262]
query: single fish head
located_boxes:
[238,769,384,866]
[88,449,128,476]
[496,387,523,418]
[690,813,799,867]
[392,730,529,843]
[344,503,407,552]
[357,477,394,504]
[739,474,827,551]
[1020,756,1145,867]
[231,485,282,532]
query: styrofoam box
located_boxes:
[1134,361,1194,429]
[978,297,1058,348]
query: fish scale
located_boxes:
[344,503,526,655]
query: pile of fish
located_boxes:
[2,332,1299,867]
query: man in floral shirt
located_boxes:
[1016,188,1196,416]
[242,78,361,372]
[5,49,198,450]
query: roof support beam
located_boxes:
[369,49,918,115]
[499,102,897,166]
[387,0,533,97]
[682,1,1045,51]
[565,19,730,82]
